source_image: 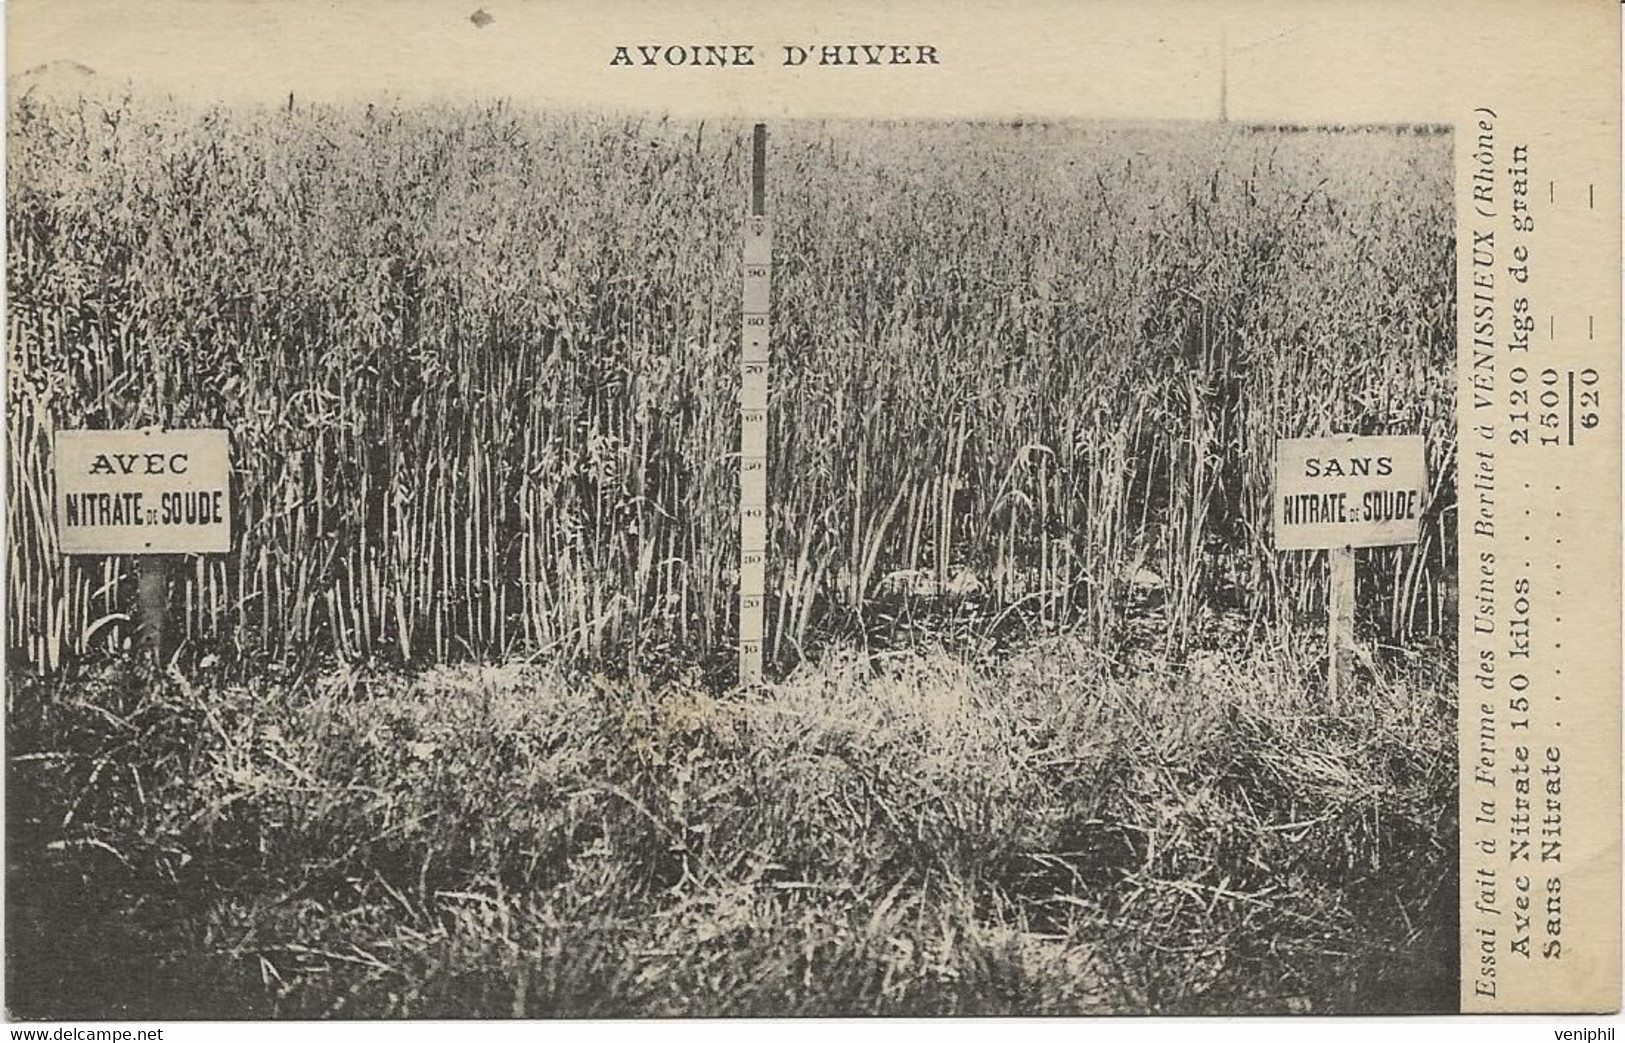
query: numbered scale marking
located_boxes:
[739,165,771,685]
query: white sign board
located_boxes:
[54,429,232,554]
[1273,435,1426,551]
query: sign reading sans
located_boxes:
[1274,435,1426,551]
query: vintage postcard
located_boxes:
[3,0,1618,1023]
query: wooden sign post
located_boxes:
[1274,434,1426,702]
[54,428,232,666]
[739,123,770,686]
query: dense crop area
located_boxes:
[7,98,1454,673]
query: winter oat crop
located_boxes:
[7,100,1453,674]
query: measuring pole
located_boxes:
[739,123,770,686]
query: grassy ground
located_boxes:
[7,634,1456,1018]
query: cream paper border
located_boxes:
[1451,0,1621,1013]
[7,0,1621,1015]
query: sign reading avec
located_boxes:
[54,429,231,554]
[1274,434,1426,550]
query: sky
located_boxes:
[2,0,1532,123]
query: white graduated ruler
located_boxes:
[739,123,769,686]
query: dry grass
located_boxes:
[7,641,1455,1017]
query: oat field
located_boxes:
[7,99,1454,673]
[6,97,1457,1018]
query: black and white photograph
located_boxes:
[4,0,1611,1026]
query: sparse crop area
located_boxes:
[7,97,1456,1017]
[9,645,1455,1017]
